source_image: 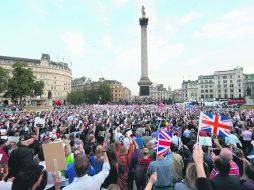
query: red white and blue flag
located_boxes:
[157,130,172,156]
[198,112,232,137]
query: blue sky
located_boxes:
[0,0,254,95]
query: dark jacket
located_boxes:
[211,174,240,190]
[240,180,254,190]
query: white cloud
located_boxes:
[25,0,47,17]
[102,35,113,48]
[113,0,129,8]
[178,12,203,26]
[194,8,254,38]
[61,31,86,58]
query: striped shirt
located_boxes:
[210,160,240,179]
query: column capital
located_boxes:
[139,17,149,26]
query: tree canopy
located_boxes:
[5,62,44,104]
[66,82,112,105]
[0,66,9,93]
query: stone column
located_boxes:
[138,6,152,96]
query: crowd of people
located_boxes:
[0,103,254,190]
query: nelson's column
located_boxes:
[138,6,152,96]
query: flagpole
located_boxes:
[197,112,203,145]
[155,119,162,173]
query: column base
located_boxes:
[138,78,152,96]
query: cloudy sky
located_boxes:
[1,0,254,95]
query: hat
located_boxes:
[20,134,33,141]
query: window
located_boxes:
[238,83,241,87]
[230,89,234,93]
[223,76,227,79]
[230,75,232,78]
[230,94,233,98]
[223,80,227,83]
[210,94,213,98]
[217,85,221,88]
[205,80,208,83]
[201,95,204,98]
[218,94,221,98]
[205,85,208,88]
[237,79,241,82]
[205,95,209,98]
[201,85,204,88]
[210,89,213,93]
[230,84,234,87]
[218,89,221,93]
[224,84,227,88]
[205,90,208,93]
[239,89,241,92]
[209,85,213,88]
[218,81,220,84]
[238,75,241,78]
[201,90,204,93]
[230,80,233,83]
[224,89,227,93]
[224,94,228,98]
[239,94,242,98]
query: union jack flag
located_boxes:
[157,130,172,156]
[198,112,232,137]
[153,139,158,149]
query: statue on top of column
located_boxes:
[141,6,146,18]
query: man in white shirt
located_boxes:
[63,148,110,190]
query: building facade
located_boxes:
[71,77,131,102]
[198,75,215,101]
[214,67,244,100]
[0,54,72,100]
[244,74,254,99]
[181,80,198,101]
[171,89,182,103]
[150,83,170,100]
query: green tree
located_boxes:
[97,82,112,104]
[33,80,45,97]
[5,62,35,104]
[0,66,9,93]
[66,91,85,105]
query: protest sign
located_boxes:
[198,136,212,146]
[42,142,66,172]
[34,117,46,128]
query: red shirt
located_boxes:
[0,148,8,164]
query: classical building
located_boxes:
[71,77,92,91]
[214,66,244,99]
[150,83,170,100]
[244,74,254,99]
[181,80,198,101]
[198,75,215,101]
[171,89,182,103]
[0,54,72,100]
[71,77,131,102]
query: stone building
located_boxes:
[214,66,244,99]
[198,75,215,101]
[171,89,182,103]
[244,74,254,99]
[71,77,131,102]
[150,83,170,100]
[0,54,72,100]
[181,80,198,101]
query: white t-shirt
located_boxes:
[0,181,12,190]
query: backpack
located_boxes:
[134,160,146,184]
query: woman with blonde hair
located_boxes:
[174,163,197,190]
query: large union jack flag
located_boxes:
[157,130,172,156]
[199,112,232,137]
